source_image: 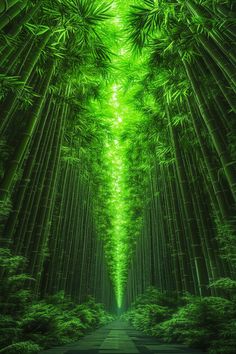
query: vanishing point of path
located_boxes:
[40,320,204,354]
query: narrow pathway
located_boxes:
[40,320,204,354]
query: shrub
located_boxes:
[20,303,60,347]
[0,341,41,354]
[209,278,236,300]
[132,287,179,309]
[208,320,236,354]
[154,296,235,351]
[0,249,114,351]
[0,315,20,347]
[126,304,171,333]
[0,248,34,317]
[124,287,236,353]
[58,319,85,343]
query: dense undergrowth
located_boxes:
[0,248,114,354]
[123,285,236,354]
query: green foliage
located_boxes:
[156,296,235,349]
[0,74,26,99]
[0,341,41,354]
[131,286,180,308]
[0,198,12,221]
[209,278,236,292]
[0,250,113,352]
[58,319,85,342]
[0,315,19,348]
[21,303,60,347]
[19,296,113,349]
[208,320,236,354]
[0,248,33,316]
[72,305,96,327]
[214,216,236,270]
[125,304,172,332]
[123,287,178,332]
[124,287,236,353]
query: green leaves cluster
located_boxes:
[124,286,236,353]
[0,248,113,352]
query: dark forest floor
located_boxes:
[39,320,205,354]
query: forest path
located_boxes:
[39,320,204,354]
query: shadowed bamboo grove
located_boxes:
[0,0,236,353]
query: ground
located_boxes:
[39,320,205,354]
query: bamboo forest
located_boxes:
[0,0,236,353]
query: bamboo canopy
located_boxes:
[0,2,236,350]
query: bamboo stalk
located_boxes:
[0,0,27,30]
[0,60,54,207]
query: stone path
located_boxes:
[39,320,204,354]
